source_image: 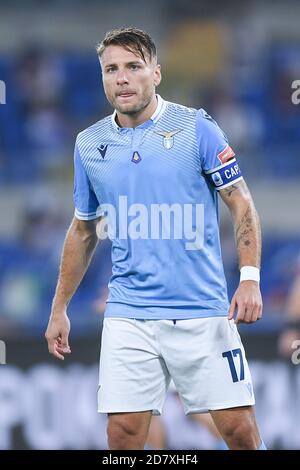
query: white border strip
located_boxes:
[205,158,237,175]
[215,176,244,191]
[75,209,99,220]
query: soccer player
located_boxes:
[45,27,266,450]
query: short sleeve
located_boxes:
[196,109,243,190]
[73,141,100,220]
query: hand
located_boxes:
[45,310,71,360]
[228,280,263,324]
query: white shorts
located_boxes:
[98,317,255,415]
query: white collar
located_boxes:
[111,94,166,130]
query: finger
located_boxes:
[47,338,57,355]
[56,342,71,355]
[56,342,71,351]
[55,340,71,358]
[57,346,71,355]
[257,303,263,320]
[49,341,65,361]
[52,349,65,360]
[235,302,246,324]
[245,303,256,323]
[250,304,260,322]
[60,333,71,352]
[228,297,237,320]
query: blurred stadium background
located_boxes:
[0,0,300,450]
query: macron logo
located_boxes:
[97,144,108,159]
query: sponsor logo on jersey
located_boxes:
[217,145,235,164]
[131,151,142,164]
[97,144,108,159]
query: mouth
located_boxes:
[117,92,136,99]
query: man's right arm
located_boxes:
[45,216,99,360]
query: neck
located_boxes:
[116,94,158,128]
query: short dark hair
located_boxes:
[96,27,157,62]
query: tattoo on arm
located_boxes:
[235,204,253,248]
[220,180,250,203]
[221,184,239,198]
[235,203,261,267]
[219,180,261,267]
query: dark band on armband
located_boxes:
[205,158,243,190]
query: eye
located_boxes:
[106,67,116,73]
[130,64,140,70]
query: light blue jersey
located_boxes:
[74,95,243,319]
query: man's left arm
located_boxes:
[219,180,263,324]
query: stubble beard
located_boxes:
[113,90,153,116]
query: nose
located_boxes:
[116,70,129,86]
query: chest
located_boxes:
[85,127,200,190]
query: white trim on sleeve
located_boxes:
[215,176,244,191]
[205,158,237,175]
[74,208,100,220]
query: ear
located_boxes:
[154,64,162,87]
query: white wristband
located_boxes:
[240,266,260,283]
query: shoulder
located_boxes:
[76,115,113,150]
[160,100,199,135]
[196,108,218,130]
[162,101,221,132]
[195,108,227,142]
[164,100,198,120]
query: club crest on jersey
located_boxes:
[217,145,235,164]
[155,129,182,150]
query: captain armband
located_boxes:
[205,158,243,190]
